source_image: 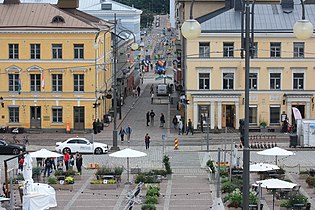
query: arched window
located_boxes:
[51,15,65,23]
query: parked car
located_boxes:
[0,140,25,155]
[55,137,109,155]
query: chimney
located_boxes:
[234,0,242,11]
[3,0,20,4]
[281,0,294,10]
[57,0,79,9]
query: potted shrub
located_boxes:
[224,188,242,209]
[299,170,309,179]
[89,179,117,190]
[260,121,267,128]
[221,181,237,194]
[163,155,172,179]
[306,176,315,187]
[47,177,58,185]
[50,176,74,190]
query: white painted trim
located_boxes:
[193,97,239,102]
[49,68,65,74]
[187,58,315,62]
[70,68,87,74]
[200,33,300,38]
[5,65,21,72]
[0,59,95,64]
[0,30,97,34]
[5,98,95,101]
[27,65,43,72]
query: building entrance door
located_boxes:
[30,106,41,128]
[291,105,305,124]
[225,105,235,128]
[74,107,85,130]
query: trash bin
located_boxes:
[289,134,298,148]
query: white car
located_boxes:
[55,137,109,154]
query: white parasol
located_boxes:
[30,149,63,158]
[250,163,280,172]
[257,147,294,164]
[109,148,147,183]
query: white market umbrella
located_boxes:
[250,163,280,172]
[30,149,63,158]
[109,148,147,183]
[256,179,297,210]
[257,147,294,164]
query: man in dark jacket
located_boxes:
[150,110,155,126]
[75,152,83,175]
[146,111,150,126]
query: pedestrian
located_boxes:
[64,151,70,171]
[69,155,75,170]
[160,113,165,128]
[137,86,141,97]
[125,125,132,143]
[146,111,150,126]
[200,114,204,133]
[76,152,83,175]
[150,84,154,94]
[151,93,154,104]
[186,119,194,135]
[51,157,57,171]
[145,133,151,149]
[119,127,126,142]
[150,110,155,126]
[36,157,43,168]
[172,115,178,129]
[44,158,52,177]
[178,119,183,135]
[17,151,24,174]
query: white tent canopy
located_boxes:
[250,163,280,172]
[30,149,63,158]
[257,147,294,164]
[256,178,297,189]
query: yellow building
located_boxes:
[0,0,114,132]
[183,1,315,131]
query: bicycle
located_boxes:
[23,135,29,145]
[12,134,19,144]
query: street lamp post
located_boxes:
[181,0,313,209]
[111,14,139,151]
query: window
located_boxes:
[199,73,210,89]
[52,44,62,59]
[270,42,281,58]
[9,107,19,123]
[52,107,63,123]
[198,105,210,127]
[249,73,257,90]
[8,74,19,92]
[52,74,63,92]
[270,106,280,124]
[294,42,304,58]
[251,42,258,58]
[270,73,281,90]
[74,44,84,59]
[293,73,304,90]
[223,42,234,57]
[223,73,234,89]
[74,74,84,92]
[30,74,41,91]
[249,107,257,124]
[30,44,40,59]
[8,44,19,59]
[199,42,210,58]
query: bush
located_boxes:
[225,188,242,208]
[135,173,160,184]
[135,174,146,183]
[141,204,156,210]
[48,177,58,185]
[249,191,258,205]
[90,180,103,184]
[151,169,167,176]
[287,193,308,207]
[146,186,160,197]
[221,181,237,193]
[65,170,76,177]
[32,167,41,177]
[107,179,117,184]
[54,170,66,176]
[65,176,74,184]
[163,155,172,174]
[219,169,229,178]
[145,196,158,204]
[95,166,114,176]
[114,167,123,175]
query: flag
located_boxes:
[18,78,21,95]
[41,73,45,89]
[292,107,302,120]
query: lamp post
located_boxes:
[181,0,312,209]
[111,14,139,151]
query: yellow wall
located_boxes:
[0,31,113,131]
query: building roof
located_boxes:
[0,2,112,30]
[200,4,315,33]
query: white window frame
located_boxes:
[249,105,258,125]
[268,68,282,90]
[197,68,211,90]
[292,69,305,90]
[269,105,281,125]
[52,106,63,123]
[221,68,235,90]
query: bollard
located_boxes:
[174,137,179,150]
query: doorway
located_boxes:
[74,107,85,130]
[291,104,305,124]
[30,106,41,129]
[225,105,235,128]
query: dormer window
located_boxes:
[52,15,65,23]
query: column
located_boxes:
[287,102,291,121]
[217,101,222,129]
[210,101,215,129]
[306,102,310,119]
[193,103,198,129]
[235,102,239,129]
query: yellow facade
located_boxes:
[0,31,113,132]
[185,35,315,130]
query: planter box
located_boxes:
[51,184,74,191]
[299,174,309,179]
[89,184,117,190]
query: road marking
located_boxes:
[114,184,130,210]
[163,175,172,210]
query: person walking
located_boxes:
[186,119,194,135]
[178,119,183,135]
[160,113,165,128]
[125,125,133,143]
[69,155,75,170]
[17,151,24,174]
[64,151,70,171]
[146,111,150,126]
[137,86,141,97]
[150,110,155,126]
[119,127,126,142]
[144,133,151,149]
[172,115,178,129]
[150,84,154,94]
[43,158,52,177]
[75,152,83,175]
[200,114,204,133]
